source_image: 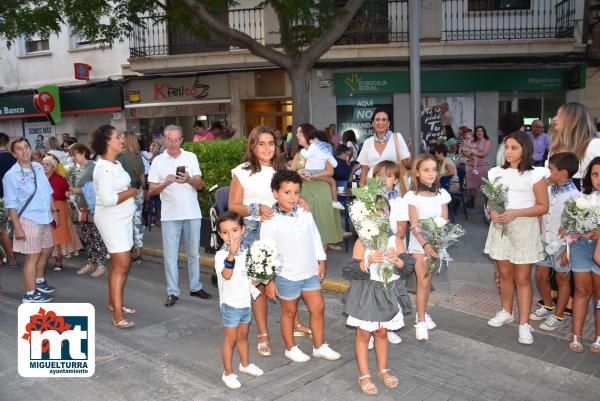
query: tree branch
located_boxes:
[176,0,292,69]
[302,0,366,65]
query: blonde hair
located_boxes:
[549,102,596,159]
[410,153,440,194]
[122,131,140,154]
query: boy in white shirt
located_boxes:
[299,130,344,210]
[530,152,579,331]
[262,170,341,363]
[215,212,264,389]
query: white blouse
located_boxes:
[357,133,410,177]
[487,166,548,209]
[93,158,131,208]
[232,163,276,220]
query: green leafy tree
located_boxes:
[1,0,366,130]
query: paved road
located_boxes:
[1,251,599,401]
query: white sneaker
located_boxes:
[239,363,263,376]
[312,343,341,360]
[368,336,374,350]
[424,314,437,330]
[487,309,514,327]
[518,324,534,345]
[285,345,310,363]
[332,201,345,210]
[387,331,402,344]
[415,321,429,341]
[222,373,241,389]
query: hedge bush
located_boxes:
[182,139,246,214]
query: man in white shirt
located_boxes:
[147,124,212,307]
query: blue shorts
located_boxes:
[275,275,321,300]
[220,304,252,328]
[537,247,569,273]
[241,218,260,248]
[569,238,600,275]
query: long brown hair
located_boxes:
[243,125,286,174]
[410,153,440,194]
[549,102,596,159]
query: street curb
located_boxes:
[140,246,438,305]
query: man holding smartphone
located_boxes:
[147,124,212,307]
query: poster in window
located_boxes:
[336,95,393,142]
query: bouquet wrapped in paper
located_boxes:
[246,239,280,283]
[481,176,509,237]
[419,217,465,277]
[561,197,600,241]
[349,178,396,287]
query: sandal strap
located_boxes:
[358,374,371,380]
[379,369,389,374]
[258,333,269,337]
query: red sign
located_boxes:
[74,63,92,80]
[33,91,56,114]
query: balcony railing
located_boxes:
[130,7,264,58]
[442,0,576,41]
[336,0,409,45]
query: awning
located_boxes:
[125,98,231,118]
[124,98,231,108]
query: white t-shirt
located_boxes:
[214,249,252,308]
[300,141,337,170]
[231,163,276,221]
[403,189,451,219]
[141,151,152,175]
[487,166,548,209]
[147,150,202,221]
[260,209,326,281]
[575,138,600,179]
[389,196,409,234]
[357,133,410,177]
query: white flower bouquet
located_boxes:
[65,165,79,187]
[349,178,395,287]
[246,239,280,283]
[420,217,465,277]
[561,197,600,238]
[481,176,509,237]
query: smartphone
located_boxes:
[176,166,186,177]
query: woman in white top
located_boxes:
[357,107,412,188]
[92,125,139,329]
[342,129,359,163]
[549,102,599,187]
[484,131,549,345]
[229,126,311,356]
[44,136,70,164]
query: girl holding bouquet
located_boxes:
[404,154,451,341]
[484,131,548,345]
[345,235,414,395]
[571,158,600,353]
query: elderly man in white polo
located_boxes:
[147,124,212,307]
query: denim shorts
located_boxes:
[537,247,569,273]
[220,304,252,328]
[275,275,321,300]
[569,238,600,275]
[241,218,260,248]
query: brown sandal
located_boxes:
[257,333,272,356]
[358,374,378,396]
[377,369,399,389]
[569,335,583,353]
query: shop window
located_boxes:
[468,0,531,11]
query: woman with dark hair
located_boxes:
[484,131,548,345]
[342,129,359,163]
[463,125,491,208]
[356,107,411,192]
[92,125,139,328]
[293,123,344,250]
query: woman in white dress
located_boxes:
[92,125,139,329]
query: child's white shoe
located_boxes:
[332,201,345,210]
[312,343,341,360]
[239,363,263,376]
[415,321,429,341]
[425,313,437,330]
[285,345,311,362]
[222,373,241,389]
[387,331,402,344]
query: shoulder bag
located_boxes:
[392,133,410,196]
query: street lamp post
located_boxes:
[409,0,421,157]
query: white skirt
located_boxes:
[346,307,405,332]
[94,199,134,253]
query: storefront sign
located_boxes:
[334,66,586,95]
[74,63,92,80]
[23,121,56,152]
[125,75,229,105]
[421,96,475,145]
[336,95,393,141]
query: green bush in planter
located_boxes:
[182,139,246,214]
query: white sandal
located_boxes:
[358,374,378,396]
[569,335,583,353]
[591,336,600,353]
[257,333,271,356]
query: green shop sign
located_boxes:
[334,66,586,95]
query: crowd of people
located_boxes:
[0,101,599,394]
